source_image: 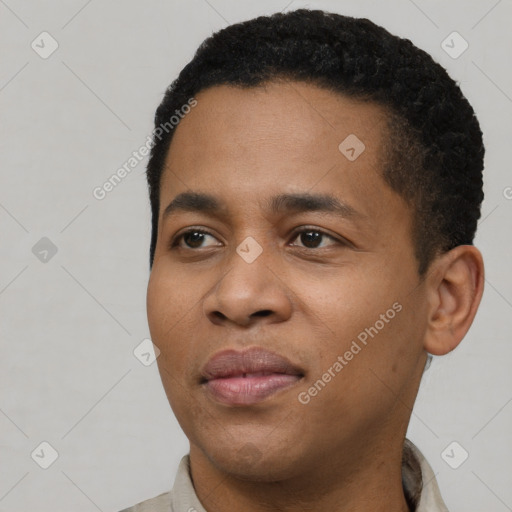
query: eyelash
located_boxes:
[169,226,345,251]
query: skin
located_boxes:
[146,80,484,512]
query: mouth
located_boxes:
[200,347,304,405]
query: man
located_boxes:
[122,8,484,512]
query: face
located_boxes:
[147,81,430,481]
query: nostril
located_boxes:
[252,310,272,318]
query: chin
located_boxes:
[198,435,307,482]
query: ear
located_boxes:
[423,245,484,356]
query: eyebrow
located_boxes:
[162,191,362,222]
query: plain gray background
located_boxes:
[1,0,511,511]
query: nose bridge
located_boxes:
[203,234,292,326]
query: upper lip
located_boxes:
[201,347,304,382]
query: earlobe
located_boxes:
[423,245,484,356]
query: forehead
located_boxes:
[158,81,408,232]
[161,81,389,184]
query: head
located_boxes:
[145,7,484,493]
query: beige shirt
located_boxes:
[120,439,449,512]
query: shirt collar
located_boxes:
[167,439,449,512]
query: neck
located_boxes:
[189,433,411,512]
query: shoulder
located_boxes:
[118,490,172,512]
[118,455,196,512]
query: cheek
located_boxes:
[147,265,195,326]
[147,269,199,414]
[147,272,170,341]
[304,269,393,339]
[146,267,195,364]
[307,269,419,379]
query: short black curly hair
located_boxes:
[145,8,484,275]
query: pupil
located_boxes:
[301,231,321,248]
[185,231,204,248]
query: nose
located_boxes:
[203,247,293,328]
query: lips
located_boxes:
[201,347,304,405]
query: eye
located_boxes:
[169,226,345,252]
[289,227,342,249]
[170,228,221,250]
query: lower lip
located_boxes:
[204,374,301,405]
